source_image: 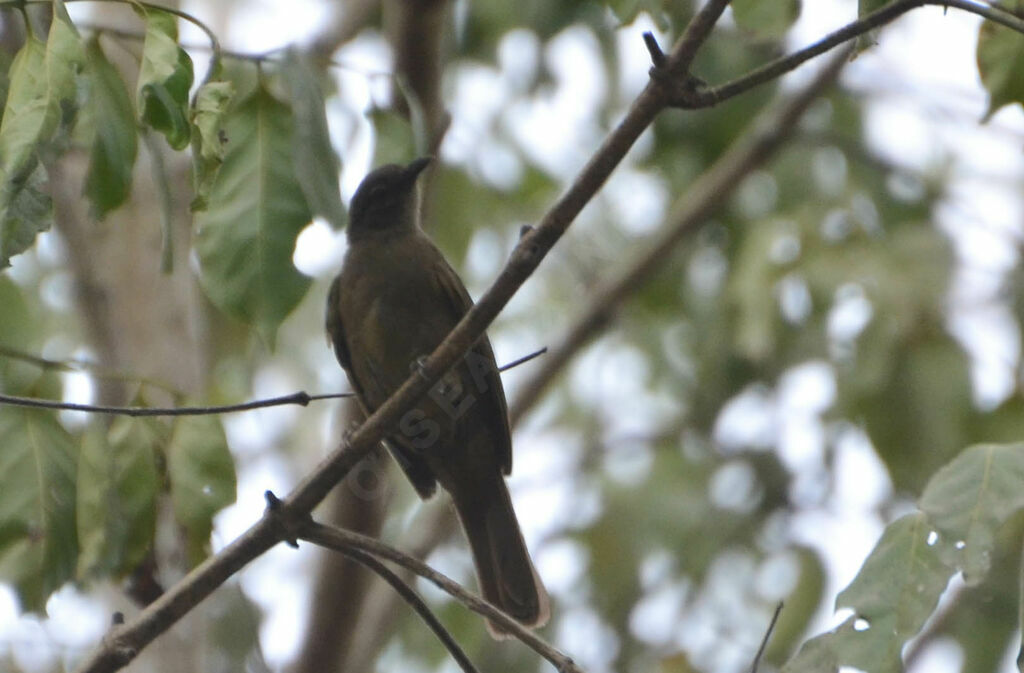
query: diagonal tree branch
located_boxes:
[510,46,852,424]
[69,4,727,659]
[280,0,733,515]
[77,0,986,668]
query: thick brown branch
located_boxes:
[510,48,851,424]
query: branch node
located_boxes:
[557,656,579,673]
[512,235,540,266]
[642,31,666,68]
[519,224,533,238]
[264,490,306,548]
[649,65,709,108]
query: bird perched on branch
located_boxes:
[326,157,549,636]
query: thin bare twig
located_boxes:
[511,47,852,423]
[499,346,548,372]
[335,546,479,673]
[297,519,583,673]
[0,391,351,416]
[0,348,545,417]
[750,602,784,673]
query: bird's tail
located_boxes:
[450,471,550,638]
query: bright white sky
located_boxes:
[2,2,1023,672]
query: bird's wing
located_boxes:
[326,275,354,379]
[326,273,438,497]
[429,253,514,475]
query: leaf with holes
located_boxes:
[920,442,1024,582]
[783,514,952,673]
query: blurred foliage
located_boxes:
[0,1,1022,673]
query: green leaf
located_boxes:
[783,514,952,673]
[135,7,194,150]
[851,333,972,494]
[919,443,1024,582]
[82,37,137,218]
[282,50,345,229]
[189,77,233,211]
[0,408,77,611]
[45,2,84,121]
[727,218,794,361]
[835,513,952,668]
[976,0,1024,119]
[732,0,801,39]
[76,417,161,578]
[0,275,33,351]
[0,6,83,266]
[195,85,313,346]
[0,11,86,268]
[167,415,235,565]
[0,276,48,395]
[0,50,13,119]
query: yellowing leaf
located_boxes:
[135,7,193,149]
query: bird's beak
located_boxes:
[403,156,433,182]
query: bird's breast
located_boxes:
[340,241,456,388]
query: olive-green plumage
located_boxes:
[326,158,549,635]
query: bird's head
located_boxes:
[347,157,432,240]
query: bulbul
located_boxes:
[326,157,549,636]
